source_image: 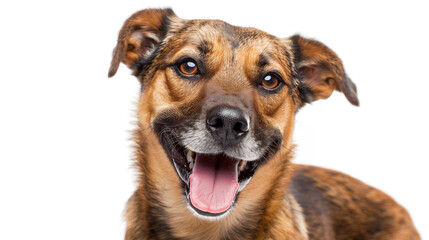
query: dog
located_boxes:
[108,8,420,240]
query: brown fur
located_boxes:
[109,8,420,240]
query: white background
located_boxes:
[0,0,428,239]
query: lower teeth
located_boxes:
[185,149,195,170]
[238,160,247,172]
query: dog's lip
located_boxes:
[185,147,259,161]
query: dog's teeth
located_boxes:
[189,161,194,170]
[239,161,247,172]
[186,149,195,163]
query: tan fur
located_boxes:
[285,194,309,240]
[109,8,420,240]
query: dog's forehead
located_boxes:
[170,19,274,48]
[165,19,293,81]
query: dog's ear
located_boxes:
[290,35,359,106]
[108,8,176,78]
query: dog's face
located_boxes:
[109,9,358,219]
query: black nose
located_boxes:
[206,105,250,146]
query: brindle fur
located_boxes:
[109,8,420,240]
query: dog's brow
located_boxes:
[257,53,270,68]
[191,23,237,56]
[197,40,212,57]
[184,29,212,61]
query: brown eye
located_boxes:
[261,74,280,90]
[179,60,198,75]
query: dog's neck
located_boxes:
[124,127,307,240]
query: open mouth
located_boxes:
[163,133,263,217]
[186,149,253,215]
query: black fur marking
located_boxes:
[291,35,315,104]
[220,23,239,62]
[257,53,270,68]
[289,170,335,239]
[291,35,302,65]
[134,45,163,87]
[160,8,174,37]
[296,74,315,103]
[145,185,185,240]
[221,23,239,50]
[197,40,212,56]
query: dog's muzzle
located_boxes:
[154,102,282,218]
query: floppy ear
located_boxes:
[108,8,176,78]
[291,35,359,106]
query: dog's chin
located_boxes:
[159,131,280,220]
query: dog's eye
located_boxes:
[179,60,198,76]
[261,74,280,90]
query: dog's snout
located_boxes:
[206,105,250,146]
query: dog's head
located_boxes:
[109,9,358,219]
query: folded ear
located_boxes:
[108,8,176,78]
[291,35,359,106]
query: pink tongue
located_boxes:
[189,154,239,213]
